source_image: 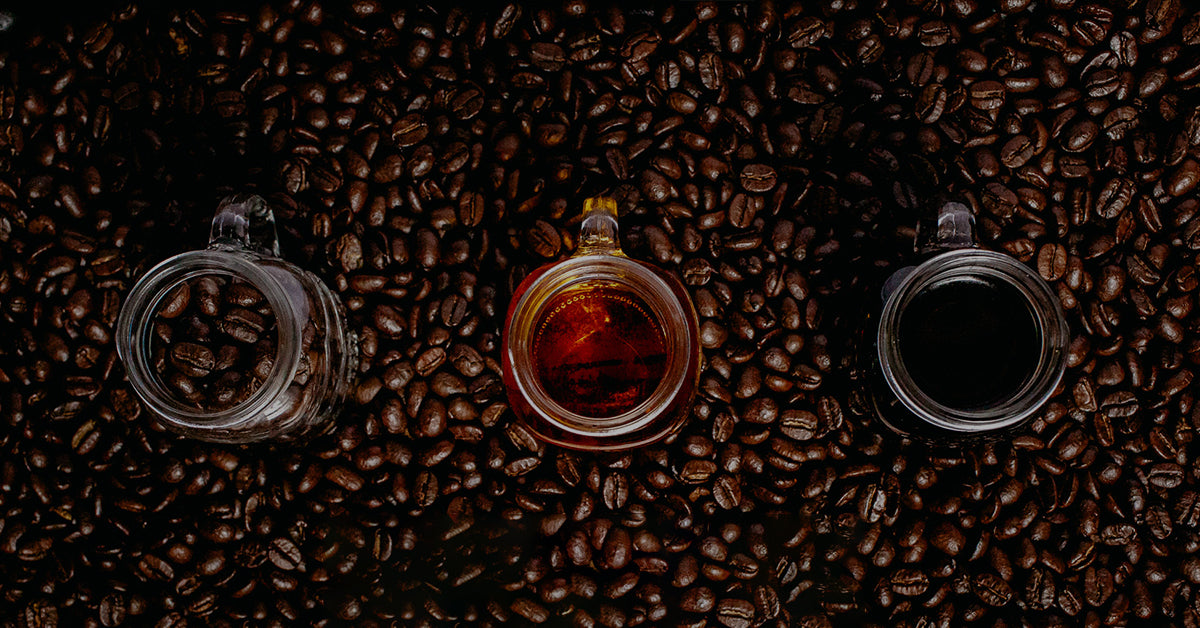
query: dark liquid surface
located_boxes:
[531,285,668,418]
[897,276,1040,410]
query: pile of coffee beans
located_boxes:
[150,275,279,412]
[1,1,1198,626]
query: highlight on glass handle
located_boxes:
[884,196,977,302]
[916,196,976,255]
[574,196,626,257]
[208,194,281,257]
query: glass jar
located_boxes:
[866,197,1069,439]
[503,197,701,451]
[116,195,359,443]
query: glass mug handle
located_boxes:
[883,197,977,300]
[574,196,627,258]
[208,194,281,257]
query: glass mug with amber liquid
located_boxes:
[503,197,701,451]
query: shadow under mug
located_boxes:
[116,195,358,443]
[870,199,1070,438]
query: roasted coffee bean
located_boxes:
[1037,243,1068,281]
[158,283,190,318]
[169,342,215,378]
[1063,119,1099,152]
[716,598,756,628]
[1000,135,1035,168]
[973,573,1014,606]
[268,537,305,571]
[680,586,715,613]
[890,569,930,596]
[740,164,777,193]
[99,594,126,627]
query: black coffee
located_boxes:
[896,276,1041,410]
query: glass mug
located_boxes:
[868,197,1069,439]
[116,195,359,443]
[503,197,701,451]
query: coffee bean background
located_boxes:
[1,1,1198,626]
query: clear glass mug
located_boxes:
[503,197,701,451]
[867,197,1070,439]
[116,195,359,443]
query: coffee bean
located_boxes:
[526,220,560,258]
[1000,134,1035,168]
[740,164,777,193]
[1166,159,1200,196]
[391,113,428,147]
[99,594,126,627]
[680,586,715,613]
[158,283,190,318]
[1147,463,1184,489]
[510,598,548,623]
[716,599,756,628]
[970,80,1006,109]
[1063,119,1099,152]
[602,527,631,570]
[713,475,741,510]
[268,537,305,571]
[137,555,174,581]
[890,569,930,596]
[1097,177,1134,219]
[169,342,215,378]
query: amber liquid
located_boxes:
[530,285,669,417]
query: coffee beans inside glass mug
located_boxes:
[149,274,280,411]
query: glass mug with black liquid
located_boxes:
[867,197,1070,439]
[503,197,701,451]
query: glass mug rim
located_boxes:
[505,254,697,443]
[876,249,1069,433]
[116,250,304,432]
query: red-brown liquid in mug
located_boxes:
[530,285,668,417]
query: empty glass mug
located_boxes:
[116,195,359,443]
[503,197,701,451]
[868,197,1070,439]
